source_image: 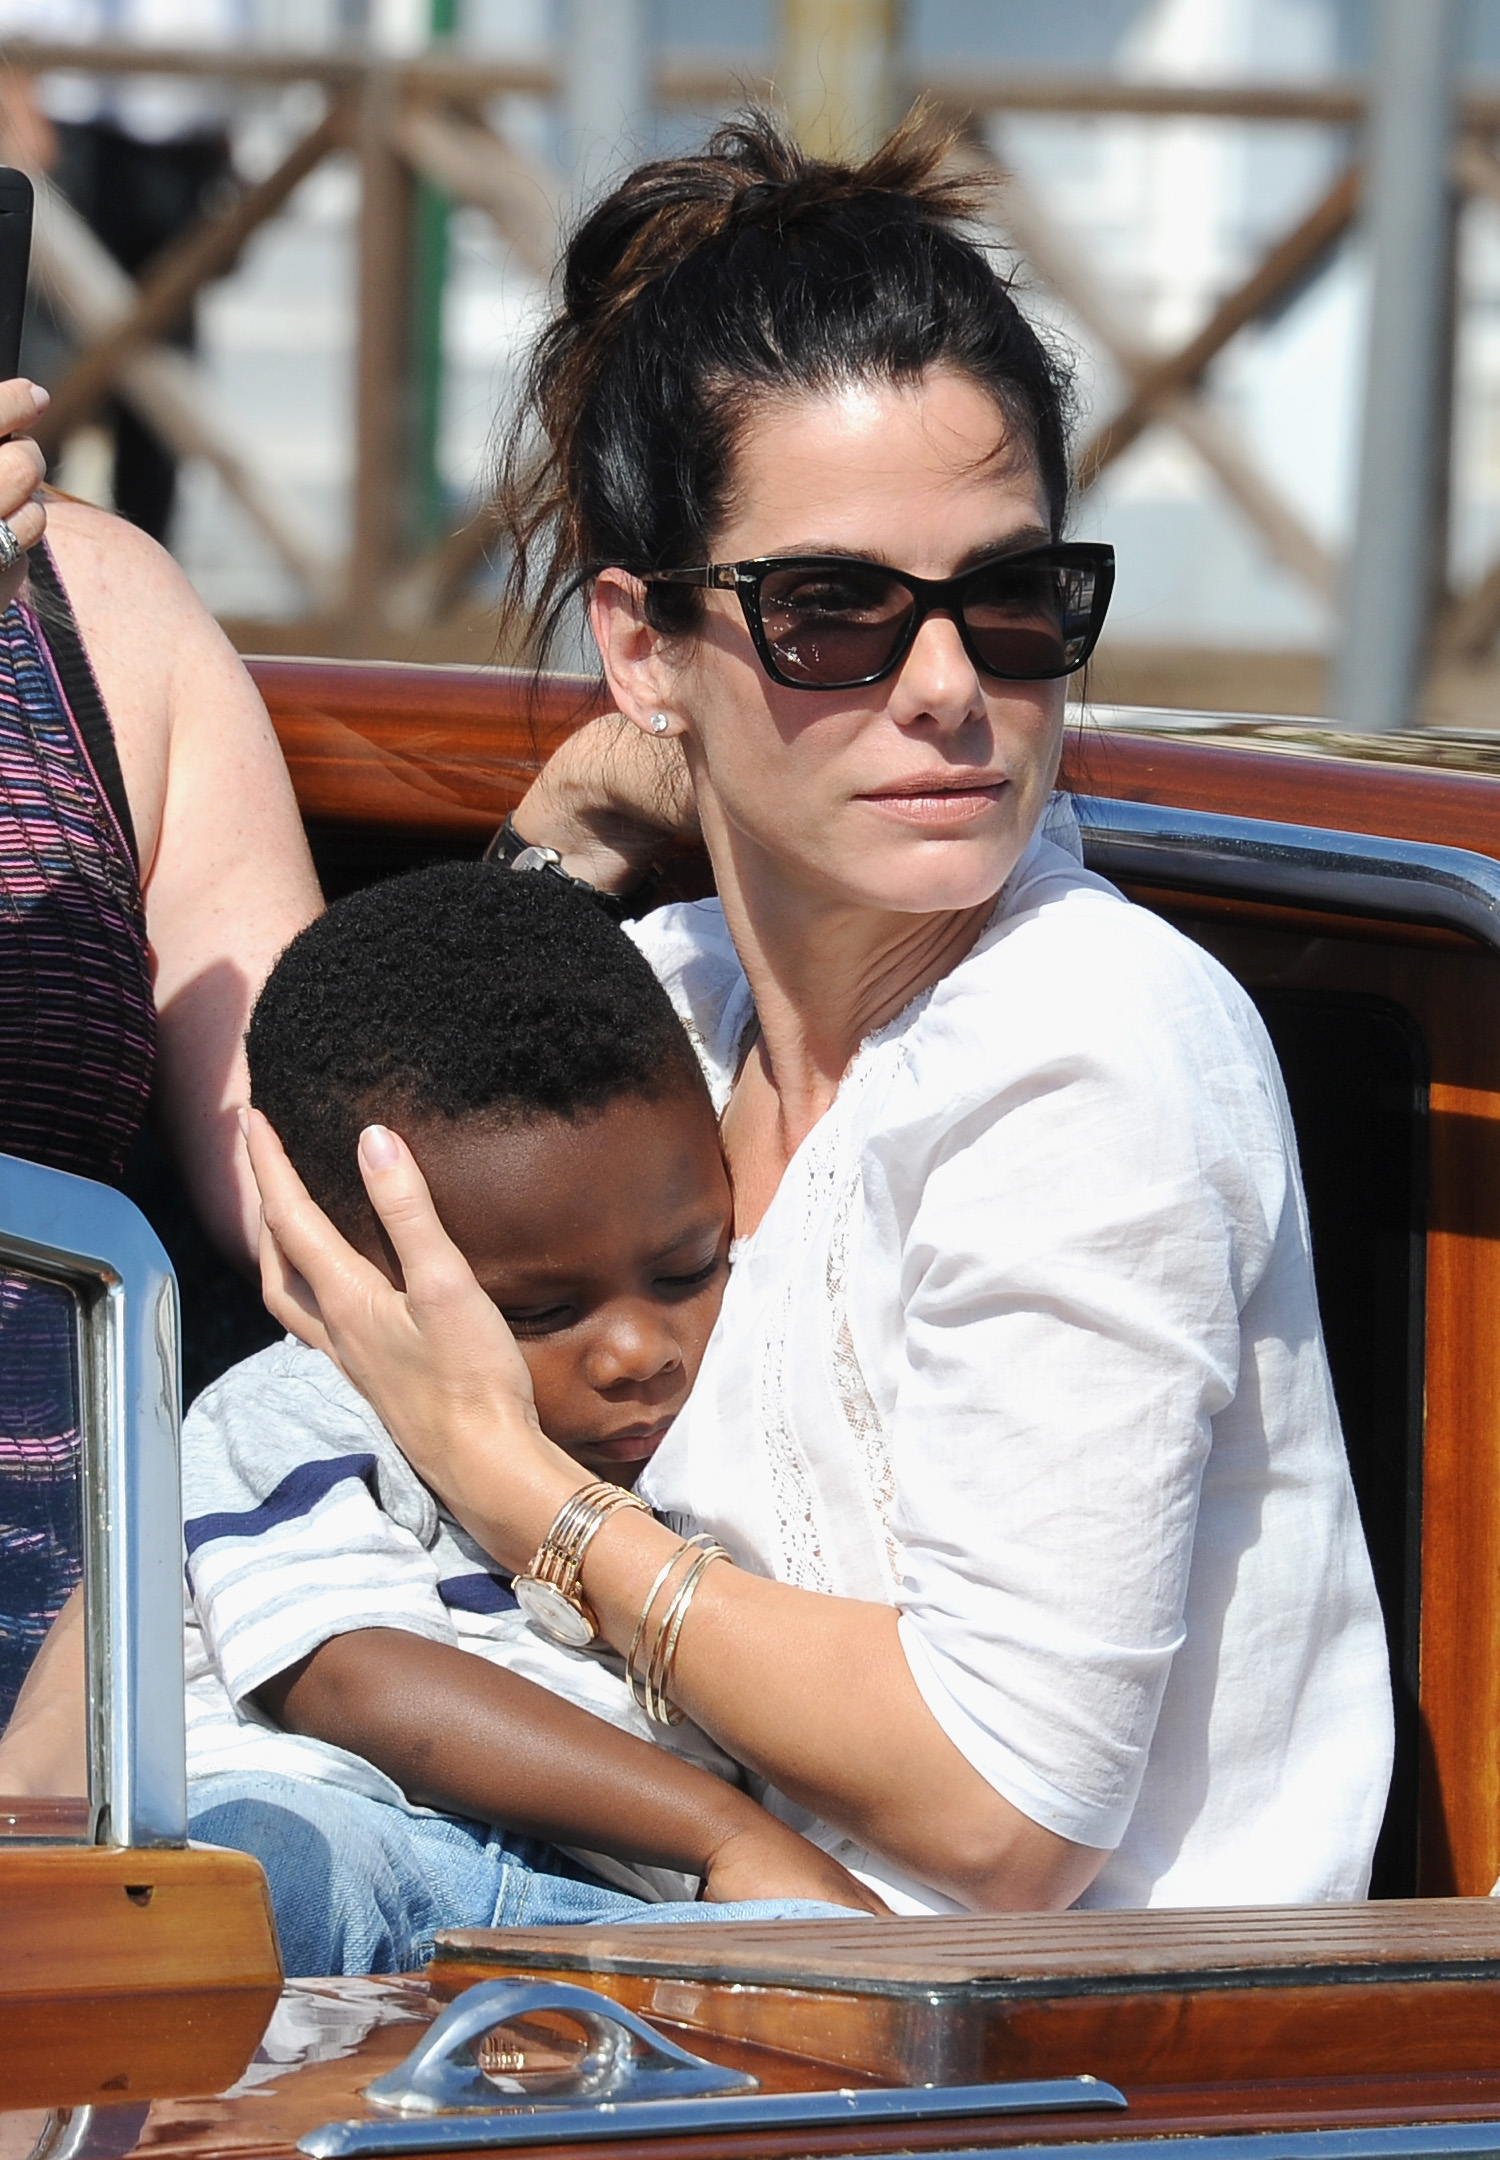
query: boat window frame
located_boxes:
[0,1149,185,1846]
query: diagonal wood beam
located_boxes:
[1159,393,1337,600]
[385,109,565,623]
[1427,141,1500,661]
[31,178,338,601]
[1074,163,1361,493]
[394,104,562,281]
[1453,133,1500,209]
[388,481,501,628]
[1432,556,1500,663]
[982,155,1337,598]
[32,101,347,458]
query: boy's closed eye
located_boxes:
[504,1251,727,1336]
[389,1087,733,1481]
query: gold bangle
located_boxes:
[626,1541,701,1714]
[513,1480,648,1648]
[644,1541,731,1725]
[646,1544,728,1724]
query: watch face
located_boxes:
[515,1575,596,1649]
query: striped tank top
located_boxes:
[0,543,155,1721]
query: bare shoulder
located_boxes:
[38,495,278,880]
[41,493,214,683]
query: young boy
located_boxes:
[184,864,877,1975]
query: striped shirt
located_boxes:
[182,1336,736,1901]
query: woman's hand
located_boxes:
[0,380,49,611]
[244,1108,583,1565]
[246,1107,1101,1914]
[515,712,697,894]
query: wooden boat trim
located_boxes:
[435,1899,1500,1993]
[244,654,1500,861]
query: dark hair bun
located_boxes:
[497,107,1073,666]
[563,112,983,325]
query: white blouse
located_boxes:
[631,803,1393,1913]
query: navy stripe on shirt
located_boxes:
[437,1571,518,1614]
[185,1452,382,1556]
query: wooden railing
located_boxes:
[248,652,1500,860]
[10,41,1500,685]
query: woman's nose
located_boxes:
[585,1305,684,1389]
[889,609,985,733]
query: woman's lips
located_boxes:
[858,780,1008,825]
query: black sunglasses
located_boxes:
[642,542,1115,692]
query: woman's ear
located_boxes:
[590,570,685,737]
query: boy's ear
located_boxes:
[591,571,682,736]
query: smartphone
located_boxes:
[0,169,34,385]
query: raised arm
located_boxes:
[512,712,697,893]
[47,498,322,1270]
[247,1112,1102,1913]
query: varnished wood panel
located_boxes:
[440,1898,1500,1982]
[251,656,604,840]
[1063,727,1500,859]
[246,654,1500,864]
[57,1965,1500,2159]
[0,1844,282,2107]
[434,1904,1500,2088]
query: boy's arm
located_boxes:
[255,1629,885,1911]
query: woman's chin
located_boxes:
[839,831,1031,917]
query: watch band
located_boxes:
[485,816,633,923]
[513,1481,649,1647]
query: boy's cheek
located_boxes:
[516,1339,585,1449]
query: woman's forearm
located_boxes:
[245,1111,1101,1913]
[423,1442,1098,1911]
[575,1511,1103,1911]
[513,713,696,891]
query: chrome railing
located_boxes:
[0,1151,184,1846]
[1075,794,1500,956]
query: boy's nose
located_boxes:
[588,1305,684,1388]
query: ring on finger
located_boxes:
[0,518,25,572]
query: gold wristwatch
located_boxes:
[513,1482,648,1648]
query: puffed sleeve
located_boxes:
[868,885,1307,1850]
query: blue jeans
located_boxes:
[189,1771,856,1977]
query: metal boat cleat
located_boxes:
[360,1979,758,2116]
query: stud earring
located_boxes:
[649,711,671,734]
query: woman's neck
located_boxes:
[709,821,996,1232]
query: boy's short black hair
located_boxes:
[247,862,710,1236]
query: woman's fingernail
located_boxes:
[359,1123,399,1172]
[235,1106,250,1140]
[27,382,48,412]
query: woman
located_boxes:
[249,115,1392,1914]
[0,371,322,1757]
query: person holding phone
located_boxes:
[0,365,321,1747]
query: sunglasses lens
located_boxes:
[757,565,914,686]
[963,559,1101,680]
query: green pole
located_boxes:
[411,0,457,547]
